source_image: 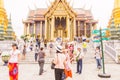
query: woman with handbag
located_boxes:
[53,45,66,80]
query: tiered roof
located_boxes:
[24,8,94,22]
[24,0,97,24]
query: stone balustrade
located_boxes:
[105,41,120,63]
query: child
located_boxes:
[95,46,102,69]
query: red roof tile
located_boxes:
[28,10,35,17]
[26,8,95,22]
[34,8,47,16]
[74,8,86,15]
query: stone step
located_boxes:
[19,56,115,64]
[19,44,116,64]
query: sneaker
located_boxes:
[76,72,79,74]
[39,73,42,75]
[98,66,102,69]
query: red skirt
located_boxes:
[8,63,18,80]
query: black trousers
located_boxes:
[55,68,64,80]
[35,53,38,61]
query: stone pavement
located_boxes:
[0,64,120,80]
[0,42,119,80]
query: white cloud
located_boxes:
[4,0,114,37]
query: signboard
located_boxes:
[92,28,110,43]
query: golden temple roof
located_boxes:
[24,0,95,23]
[26,8,93,20]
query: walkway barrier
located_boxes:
[105,44,120,63]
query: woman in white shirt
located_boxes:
[8,43,20,80]
[54,45,66,80]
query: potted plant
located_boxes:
[1,51,10,66]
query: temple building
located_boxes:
[108,0,120,40]
[0,0,15,40]
[23,0,97,41]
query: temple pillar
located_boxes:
[67,16,70,40]
[90,23,92,37]
[45,17,47,40]
[51,16,55,41]
[78,21,80,37]
[40,21,42,39]
[48,19,51,41]
[27,23,30,35]
[24,23,27,35]
[84,22,86,37]
[33,22,36,34]
[73,17,76,39]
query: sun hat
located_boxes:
[55,45,63,53]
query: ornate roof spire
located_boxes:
[46,1,49,8]
[9,13,11,21]
[82,4,86,9]
[8,14,12,25]
[113,0,120,26]
[0,0,4,8]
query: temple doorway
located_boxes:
[54,17,67,39]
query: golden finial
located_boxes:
[46,1,49,8]
[71,0,74,8]
[114,0,120,8]
[113,0,120,27]
[0,0,4,8]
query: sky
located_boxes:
[4,0,114,37]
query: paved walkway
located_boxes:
[0,42,118,80]
[0,42,120,80]
[0,64,120,80]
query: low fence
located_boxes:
[105,43,120,63]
